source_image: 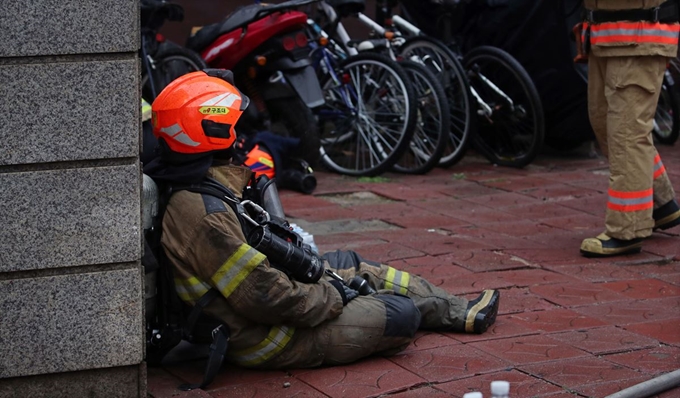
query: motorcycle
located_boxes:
[186,0,325,166]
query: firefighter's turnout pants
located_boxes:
[252,250,468,368]
[583,0,679,239]
[588,54,676,240]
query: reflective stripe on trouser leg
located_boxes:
[250,294,419,368]
[324,250,469,331]
[653,153,676,207]
[601,56,665,239]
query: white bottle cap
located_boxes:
[490,380,510,395]
[463,393,483,398]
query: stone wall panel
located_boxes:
[0,268,143,378]
[0,164,140,272]
[0,59,138,165]
[0,0,138,57]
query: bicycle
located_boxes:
[395,0,545,168]
[140,0,207,102]
[312,0,451,174]
[352,2,474,168]
[306,9,418,176]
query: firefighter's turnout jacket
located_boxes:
[584,0,679,57]
[584,0,678,239]
[161,164,470,368]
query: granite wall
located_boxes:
[0,0,145,396]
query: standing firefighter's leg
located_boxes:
[323,250,500,333]
[581,56,666,256]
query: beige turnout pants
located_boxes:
[253,250,469,369]
[588,54,676,240]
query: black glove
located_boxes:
[329,280,359,306]
[348,275,376,296]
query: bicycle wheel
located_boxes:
[463,46,544,168]
[142,42,207,101]
[317,52,417,176]
[653,72,679,145]
[398,36,474,168]
[392,60,449,174]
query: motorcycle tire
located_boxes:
[266,97,321,167]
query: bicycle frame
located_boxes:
[307,19,360,119]
[367,8,510,120]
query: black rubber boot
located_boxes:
[580,233,643,257]
[653,199,680,231]
[464,290,500,334]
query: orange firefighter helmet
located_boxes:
[151,70,249,154]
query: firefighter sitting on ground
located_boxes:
[144,70,500,370]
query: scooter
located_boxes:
[186,0,325,166]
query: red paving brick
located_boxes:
[500,202,585,221]
[547,326,659,355]
[469,334,589,365]
[505,308,609,333]
[572,375,654,398]
[209,378,327,398]
[451,315,539,343]
[460,191,543,207]
[400,331,461,352]
[574,297,680,325]
[446,249,540,273]
[599,278,680,299]
[622,319,680,345]
[148,147,680,397]
[388,344,510,383]
[520,184,597,201]
[519,356,642,388]
[387,255,473,280]
[604,345,680,374]
[436,369,565,397]
[494,287,557,315]
[542,263,644,283]
[292,357,427,397]
[529,282,630,307]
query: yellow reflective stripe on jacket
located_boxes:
[211,243,265,298]
[229,326,295,366]
[141,99,152,122]
[384,266,410,295]
[174,276,211,302]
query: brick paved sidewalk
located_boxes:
[148,145,680,398]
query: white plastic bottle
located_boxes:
[289,223,319,255]
[490,380,510,398]
[463,393,483,398]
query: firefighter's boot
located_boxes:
[653,199,680,231]
[464,290,500,334]
[580,233,643,257]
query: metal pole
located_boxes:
[604,369,680,398]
